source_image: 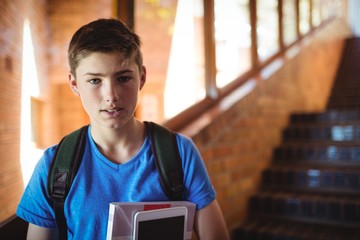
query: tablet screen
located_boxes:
[133,206,187,240]
[137,215,185,240]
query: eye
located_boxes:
[88,78,101,84]
[116,76,131,83]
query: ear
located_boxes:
[69,72,80,96]
[139,66,146,90]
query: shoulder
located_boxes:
[174,133,202,163]
[44,144,58,158]
[174,132,197,150]
[173,132,206,177]
[174,132,216,209]
[33,144,58,173]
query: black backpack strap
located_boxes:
[47,125,88,240]
[145,121,185,200]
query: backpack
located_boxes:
[47,121,185,240]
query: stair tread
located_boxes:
[285,122,360,127]
[234,219,360,240]
[290,110,360,124]
[278,141,360,147]
[266,164,360,171]
[251,190,360,200]
[248,191,360,228]
[273,159,360,166]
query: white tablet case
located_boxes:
[106,201,196,240]
[132,206,187,240]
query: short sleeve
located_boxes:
[16,146,58,228]
[176,134,216,210]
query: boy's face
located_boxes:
[69,51,146,130]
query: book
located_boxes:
[106,201,196,240]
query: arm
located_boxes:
[27,223,58,240]
[194,200,230,240]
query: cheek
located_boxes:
[121,84,139,97]
[127,87,141,102]
[79,92,98,107]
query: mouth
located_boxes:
[104,109,120,113]
[101,108,123,117]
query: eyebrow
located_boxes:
[83,72,104,77]
[83,69,134,77]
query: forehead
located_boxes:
[76,51,137,73]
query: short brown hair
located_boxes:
[68,18,143,75]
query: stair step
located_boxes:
[283,124,360,142]
[261,167,360,194]
[233,219,360,240]
[290,110,360,124]
[273,144,360,164]
[330,88,360,96]
[248,192,360,227]
[327,98,360,109]
[331,80,360,89]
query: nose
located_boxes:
[106,96,118,103]
[104,82,119,103]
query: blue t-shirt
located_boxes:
[17,126,216,239]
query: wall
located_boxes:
[192,18,352,231]
[0,0,49,223]
[0,0,113,225]
[44,0,113,145]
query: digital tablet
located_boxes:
[132,206,187,240]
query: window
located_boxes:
[131,0,340,124]
[283,0,297,46]
[135,0,205,120]
[214,0,251,88]
[312,0,321,27]
[328,0,342,18]
[256,0,279,61]
[299,0,310,35]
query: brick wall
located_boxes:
[44,0,113,144]
[192,18,352,231]
[0,0,49,223]
[0,0,113,224]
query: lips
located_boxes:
[101,107,123,117]
[105,109,120,113]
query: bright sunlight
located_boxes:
[20,19,43,186]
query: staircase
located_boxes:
[233,38,360,240]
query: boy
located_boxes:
[17,18,229,240]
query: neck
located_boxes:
[90,119,146,164]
